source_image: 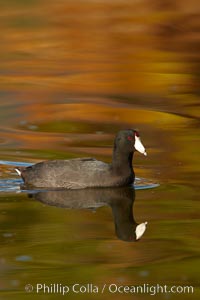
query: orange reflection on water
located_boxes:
[0,0,198,98]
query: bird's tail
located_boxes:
[15,168,22,176]
[15,167,26,177]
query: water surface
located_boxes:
[0,1,199,299]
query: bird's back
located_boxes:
[21,158,112,189]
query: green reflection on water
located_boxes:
[0,188,199,299]
[0,0,200,298]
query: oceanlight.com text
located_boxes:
[25,283,194,296]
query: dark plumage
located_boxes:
[15,129,147,189]
[28,187,147,241]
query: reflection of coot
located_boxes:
[29,187,147,242]
[16,129,146,189]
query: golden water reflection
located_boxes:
[1,0,200,99]
[0,1,200,299]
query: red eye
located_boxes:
[127,136,133,141]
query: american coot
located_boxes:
[15,129,147,189]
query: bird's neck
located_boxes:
[112,150,134,175]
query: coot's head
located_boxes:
[114,129,147,156]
